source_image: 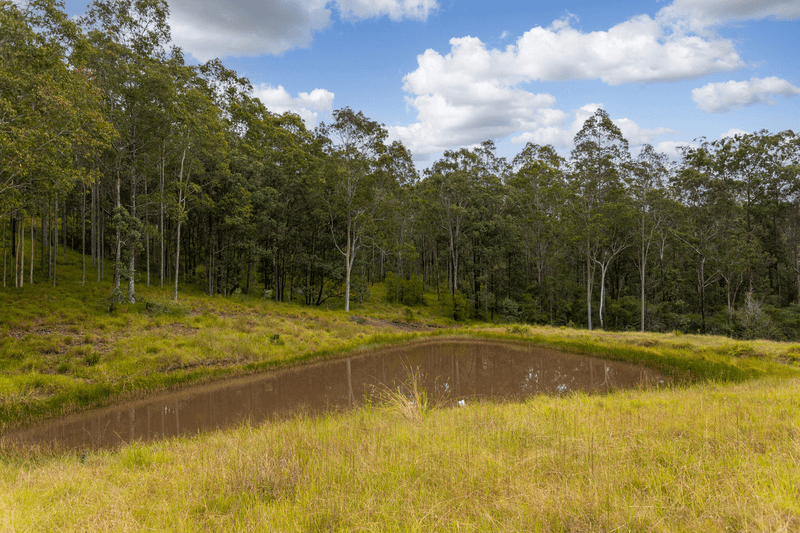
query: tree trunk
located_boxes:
[82,182,86,286]
[19,215,25,288]
[586,247,593,331]
[145,176,150,287]
[29,214,34,284]
[99,200,105,282]
[114,172,121,295]
[41,211,46,272]
[2,217,5,287]
[699,257,706,334]
[91,182,96,268]
[344,220,352,312]
[53,197,58,287]
[173,219,181,301]
[599,261,608,330]
[128,168,137,303]
[160,155,165,288]
[62,199,66,262]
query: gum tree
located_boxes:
[321,108,390,312]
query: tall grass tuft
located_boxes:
[378,365,430,422]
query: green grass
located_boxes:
[2,248,800,431]
[1,377,798,531]
[2,250,800,530]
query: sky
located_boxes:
[60,0,800,165]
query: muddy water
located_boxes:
[7,339,669,450]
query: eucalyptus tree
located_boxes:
[376,141,419,283]
[568,109,632,330]
[195,59,251,296]
[672,142,738,333]
[469,141,507,319]
[509,143,565,291]
[320,108,390,312]
[80,0,172,302]
[165,55,227,301]
[743,130,799,301]
[423,148,481,297]
[1,0,112,287]
[631,144,670,331]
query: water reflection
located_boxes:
[7,339,669,450]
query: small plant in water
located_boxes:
[379,365,430,422]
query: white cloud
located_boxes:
[169,0,330,61]
[692,77,800,113]
[390,0,797,156]
[655,140,697,160]
[663,0,800,26]
[720,128,749,139]
[252,85,335,127]
[614,119,679,146]
[510,104,677,151]
[390,80,566,156]
[511,104,601,149]
[168,0,438,61]
[336,0,437,21]
[402,15,742,93]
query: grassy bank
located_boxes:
[0,251,450,431]
[2,377,798,531]
[3,249,800,432]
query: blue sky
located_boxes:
[63,0,800,164]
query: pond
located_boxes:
[7,339,670,450]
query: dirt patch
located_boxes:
[348,315,437,332]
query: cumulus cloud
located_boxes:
[390,0,796,156]
[511,104,601,149]
[614,119,679,146]
[336,0,438,21]
[720,128,749,138]
[692,77,800,113]
[252,85,335,127]
[663,0,800,26]
[402,16,742,93]
[510,104,678,152]
[389,5,743,155]
[390,80,566,156]
[168,0,438,61]
[654,140,697,160]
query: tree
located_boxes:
[632,144,670,331]
[321,108,389,312]
[424,148,479,297]
[509,143,565,297]
[568,109,632,330]
[80,0,171,302]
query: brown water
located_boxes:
[7,339,670,450]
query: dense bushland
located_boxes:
[3,0,800,340]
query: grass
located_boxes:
[1,377,798,531]
[2,249,800,530]
[0,250,455,431]
[3,252,798,432]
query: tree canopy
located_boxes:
[3,0,800,341]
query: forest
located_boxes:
[3,0,800,340]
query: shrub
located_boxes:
[384,273,424,306]
[441,291,473,321]
[499,298,522,323]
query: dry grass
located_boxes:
[2,377,799,531]
[376,364,431,422]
